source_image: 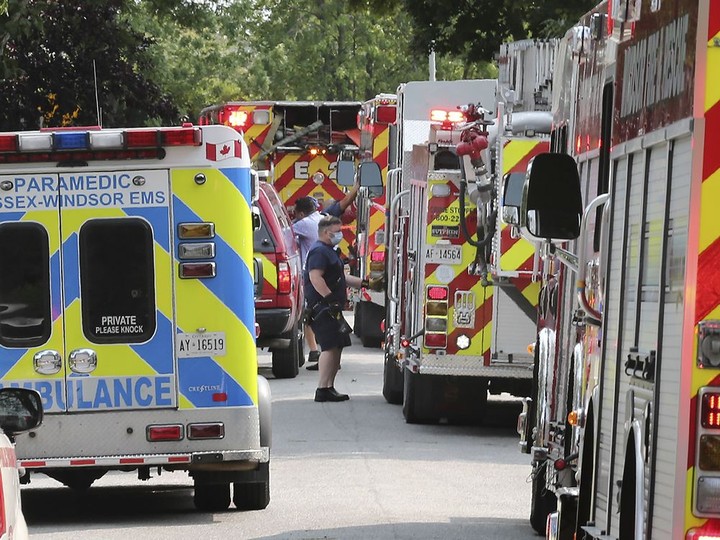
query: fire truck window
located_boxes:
[434,150,460,170]
[0,223,51,348]
[79,218,156,344]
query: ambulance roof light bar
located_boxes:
[0,126,202,163]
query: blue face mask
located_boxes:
[330,232,343,245]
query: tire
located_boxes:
[194,482,231,512]
[402,369,436,424]
[357,302,383,348]
[272,320,301,379]
[233,462,270,510]
[530,463,556,535]
[382,339,403,404]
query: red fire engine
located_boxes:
[514,1,720,538]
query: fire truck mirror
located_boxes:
[358,161,382,188]
[501,172,526,226]
[522,153,582,241]
[253,257,264,298]
[336,159,355,186]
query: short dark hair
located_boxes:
[294,196,316,215]
[318,215,341,235]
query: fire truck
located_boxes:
[513,1,720,538]
[350,93,397,348]
[198,101,362,255]
[0,124,271,511]
[377,78,540,422]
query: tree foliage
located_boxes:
[403,0,597,66]
[0,0,178,130]
[0,0,599,129]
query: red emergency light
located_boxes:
[426,286,449,301]
[430,109,465,124]
[702,392,720,428]
[227,110,248,129]
[375,105,396,124]
[424,332,447,349]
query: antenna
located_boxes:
[93,60,102,127]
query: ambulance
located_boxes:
[0,124,271,511]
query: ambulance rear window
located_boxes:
[79,218,156,344]
[0,223,51,347]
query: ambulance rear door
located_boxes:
[58,169,176,412]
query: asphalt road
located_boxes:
[21,320,538,540]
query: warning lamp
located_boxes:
[401,338,410,348]
[370,251,385,263]
[687,529,720,540]
[0,134,18,152]
[568,410,579,426]
[424,332,447,349]
[188,422,225,440]
[179,262,216,279]
[309,147,327,156]
[430,109,465,124]
[228,110,248,128]
[702,392,720,429]
[178,223,215,239]
[146,424,183,442]
[456,334,471,350]
[426,286,449,301]
[375,105,396,124]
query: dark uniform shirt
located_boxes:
[303,240,346,307]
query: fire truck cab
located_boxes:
[0,124,270,512]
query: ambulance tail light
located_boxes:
[146,424,183,442]
[160,126,202,147]
[277,261,292,294]
[179,262,216,279]
[188,422,225,440]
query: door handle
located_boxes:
[68,349,97,374]
[33,350,62,375]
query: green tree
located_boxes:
[402,0,597,70]
[0,0,177,130]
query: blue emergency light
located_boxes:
[53,131,90,150]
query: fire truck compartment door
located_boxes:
[59,169,176,413]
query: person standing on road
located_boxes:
[293,183,359,369]
[304,215,382,402]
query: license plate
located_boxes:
[176,332,226,358]
[425,245,462,265]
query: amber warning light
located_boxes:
[702,392,720,428]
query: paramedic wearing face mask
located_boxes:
[303,215,366,402]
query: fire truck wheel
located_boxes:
[194,482,231,512]
[271,322,302,379]
[382,342,403,405]
[529,463,556,535]
[402,369,438,424]
[233,462,270,510]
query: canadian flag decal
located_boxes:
[206,139,242,161]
